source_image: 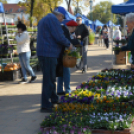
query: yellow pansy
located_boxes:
[94,93,101,98]
[65,93,69,96]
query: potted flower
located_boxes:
[113,44,121,55]
[63,48,81,68]
[120,38,127,46]
[113,37,120,45]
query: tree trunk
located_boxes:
[76,2,78,14]
[30,0,35,27]
[68,0,71,11]
[65,0,71,11]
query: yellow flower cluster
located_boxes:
[96,74,106,78]
[64,50,71,54]
[65,90,100,98]
[95,96,119,104]
[54,103,95,113]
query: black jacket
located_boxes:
[59,25,81,57]
[56,25,80,77]
[75,24,89,45]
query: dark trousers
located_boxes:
[104,38,109,48]
[38,56,58,108]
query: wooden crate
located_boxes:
[0,69,21,81]
[115,51,126,65]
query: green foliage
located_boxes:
[68,48,82,59]
[18,0,63,23]
[87,1,117,24]
[0,0,7,3]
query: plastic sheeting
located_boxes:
[106,20,116,27]
[0,2,4,13]
[54,6,76,21]
[112,0,134,14]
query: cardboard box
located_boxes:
[115,51,126,65]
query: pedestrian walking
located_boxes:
[37,11,73,112]
[75,16,89,73]
[15,21,37,84]
[113,26,122,40]
[102,25,110,50]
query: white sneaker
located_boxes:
[19,78,28,84]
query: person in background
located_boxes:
[97,26,103,47]
[102,25,109,50]
[15,21,37,84]
[37,11,73,112]
[57,20,80,95]
[75,16,89,73]
[113,26,122,40]
[121,13,134,69]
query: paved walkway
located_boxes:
[0,44,133,134]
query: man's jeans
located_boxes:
[82,45,88,70]
[38,56,58,108]
[19,51,35,80]
[57,67,71,93]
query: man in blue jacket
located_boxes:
[37,11,73,112]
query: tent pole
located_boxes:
[122,16,126,37]
[112,14,114,67]
[3,13,13,63]
[0,23,3,44]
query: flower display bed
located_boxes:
[39,69,134,134]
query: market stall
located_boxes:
[111,0,134,66]
[106,20,116,27]
[0,2,39,81]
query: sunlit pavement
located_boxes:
[0,44,133,134]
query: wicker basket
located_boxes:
[63,55,77,68]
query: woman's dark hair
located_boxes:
[17,21,27,31]
[103,25,108,29]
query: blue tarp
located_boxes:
[54,6,76,21]
[112,0,134,14]
[93,20,104,32]
[106,20,116,27]
[0,2,4,13]
[94,20,104,26]
[61,19,73,25]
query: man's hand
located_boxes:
[68,43,73,50]
[77,35,81,39]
